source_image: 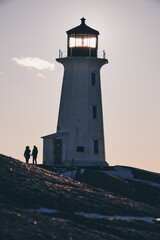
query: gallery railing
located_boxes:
[58,49,106,59]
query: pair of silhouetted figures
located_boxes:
[24,146,38,164]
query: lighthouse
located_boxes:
[42,18,108,167]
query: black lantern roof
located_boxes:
[66,18,99,36]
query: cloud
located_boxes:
[36,73,45,78]
[11,57,55,71]
[0,72,2,75]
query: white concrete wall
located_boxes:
[55,57,108,166]
[43,133,68,165]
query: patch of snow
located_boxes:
[101,166,134,179]
[100,166,160,188]
[75,212,158,222]
[59,169,85,179]
[52,217,72,222]
[135,179,160,188]
[80,169,85,174]
[28,208,59,213]
[61,170,77,178]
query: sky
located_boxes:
[0,0,160,172]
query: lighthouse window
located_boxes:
[69,37,82,47]
[77,146,84,152]
[69,36,96,48]
[70,37,76,47]
[76,38,83,47]
[83,37,96,48]
[94,140,99,154]
[92,72,96,86]
[93,106,97,119]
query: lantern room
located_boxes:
[67,18,99,57]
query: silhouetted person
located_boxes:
[24,146,31,164]
[32,145,38,164]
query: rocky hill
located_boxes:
[75,166,160,207]
[1,154,160,240]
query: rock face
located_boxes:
[1,154,160,240]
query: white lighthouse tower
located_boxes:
[42,18,108,167]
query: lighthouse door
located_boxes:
[54,139,62,164]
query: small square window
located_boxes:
[92,72,96,86]
[94,140,99,154]
[93,106,97,119]
[77,146,84,152]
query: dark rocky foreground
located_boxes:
[1,154,160,240]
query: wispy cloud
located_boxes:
[11,57,55,71]
[36,73,45,78]
[0,72,2,75]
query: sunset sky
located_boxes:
[0,0,160,172]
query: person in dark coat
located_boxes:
[32,145,38,164]
[24,146,31,164]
